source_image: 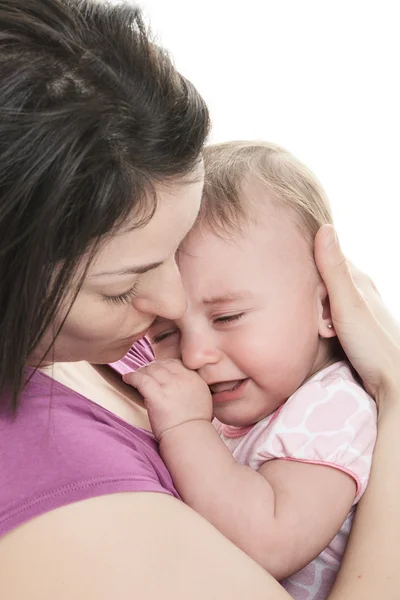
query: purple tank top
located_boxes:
[0,339,179,539]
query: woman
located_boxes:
[0,1,398,598]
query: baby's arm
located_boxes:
[160,420,355,580]
[126,359,356,580]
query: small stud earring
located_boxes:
[327,323,333,330]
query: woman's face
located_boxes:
[33,166,204,365]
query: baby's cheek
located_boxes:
[152,345,166,360]
[153,342,181,361]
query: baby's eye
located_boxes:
[213,312,245,325]
[150,329,179,345]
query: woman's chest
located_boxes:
[43,361,151,430]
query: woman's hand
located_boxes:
[314,224,400,404]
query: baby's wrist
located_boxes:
[158,417,213,442]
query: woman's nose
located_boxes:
[134,260,187,320]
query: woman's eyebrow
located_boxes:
[90,261,163,278]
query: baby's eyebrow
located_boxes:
[202,291,252,305]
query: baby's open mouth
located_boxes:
[209,379,246,394]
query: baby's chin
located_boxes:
[213,389,288,428]
[213,406,274,429]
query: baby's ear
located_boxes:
[317,282,337,338]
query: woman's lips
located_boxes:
[210,378,249,403]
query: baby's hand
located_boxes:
[124,359,213,439]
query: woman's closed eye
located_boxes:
[213,312,245,325]
[103,281,140,306]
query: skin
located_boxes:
[147,194,336,427]
[30,165,205,367]
[130,197,361,577]
[0,166,399,600]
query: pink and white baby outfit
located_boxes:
[214,361,377,600]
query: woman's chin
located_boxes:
[91,340,135,365]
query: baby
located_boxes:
[129,141,377,600]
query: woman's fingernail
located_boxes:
[323,225,338,250]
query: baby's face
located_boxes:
[149,198,335,428]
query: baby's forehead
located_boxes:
[182,201,310,258]
[179,220,318,309]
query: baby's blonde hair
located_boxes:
[199,141,333,245]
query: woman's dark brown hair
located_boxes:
[0,0,210,410]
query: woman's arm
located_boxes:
[315,225,400,599]
[0,492,294,600]
[330,392,400,600]
[314,225,400,401]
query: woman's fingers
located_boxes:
[348,259,400,347]
[314,225,367,323]
[314,224,400,400]
[315,224,400,343]
[347,260,380,296]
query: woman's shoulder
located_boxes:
[0,365,178,539]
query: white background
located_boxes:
[141,0,400,316]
